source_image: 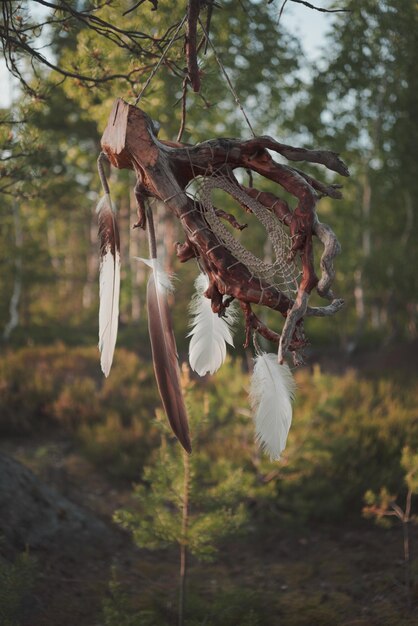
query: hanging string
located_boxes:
[198,17,256,138]
[97,152,111,195]
[134,13,188,105]
[132,11,255,138]
[277,0,290,26]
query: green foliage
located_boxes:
[0,552,36,626]
[0,345,158,478]
[56,0,301,139]
[1,345,416,517]
[178,361,418,525]
[402,446,418,495]
[363,445,418,530]
[363,487,397,529]
[181,588,268,626]
[114,370,250,561]
[103,576,162,626]
[1,3,418,624]
[277,367,418,521]
[362,445,418,605]
[1,0,417,347]
[103,578,268,626]
[116,448,248,560]
[292,0,418,337]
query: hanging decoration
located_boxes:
[94,5,348,459]
[96,155,121,378]
[188,272,237,377]
[95,98,348,458]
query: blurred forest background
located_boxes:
[0,1,417,625]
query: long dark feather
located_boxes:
[146,259,192,453]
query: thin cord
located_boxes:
[198,17,256,138]
[277,0,289,25]
[134,13,187,105]
[253,331,263,356]
[97,152,110,195]
[146,203,158,259]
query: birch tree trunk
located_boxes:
[3,201,22,340]
[350,172,371,351]
[82,210,99,310]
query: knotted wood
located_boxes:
[101,98,347,362]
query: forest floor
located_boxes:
[1,341,418,626]
[3,434,418,626]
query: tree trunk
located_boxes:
[3,201,22,340]
[178,448,190,626]
[82,209,99,310]
[349,172,371,352]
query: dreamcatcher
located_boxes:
[95,98,347,460]
[94,15,348,460]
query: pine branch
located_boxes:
[288,0,349,12]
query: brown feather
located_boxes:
[147,272,192,453]
[98,196,120,259]
[96,195,121,377]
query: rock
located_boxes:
[0,452,114,552]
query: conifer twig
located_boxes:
[288,0,349,13]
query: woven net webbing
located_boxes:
[193,175,301,297]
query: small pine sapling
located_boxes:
[363,446,418,608]
[114,366,251,626]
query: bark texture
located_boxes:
[101,98,347,362]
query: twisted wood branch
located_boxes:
[101,99,348,362]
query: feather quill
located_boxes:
[97,194,120,377]
[250,353,296,460]
[188,272,237,376]
[136,257,192,454]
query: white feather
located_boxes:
[134,257,174,293]
[97,194,120,378]
[250,353,296,460]
[188,272,237,376]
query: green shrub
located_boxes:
[78,411,154,480]
[0,345,159,478]
[279,368,418,521]
[103,577,164,626]
[0,345,100,432]
[103,579,270,626]
[1,346,417,518]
